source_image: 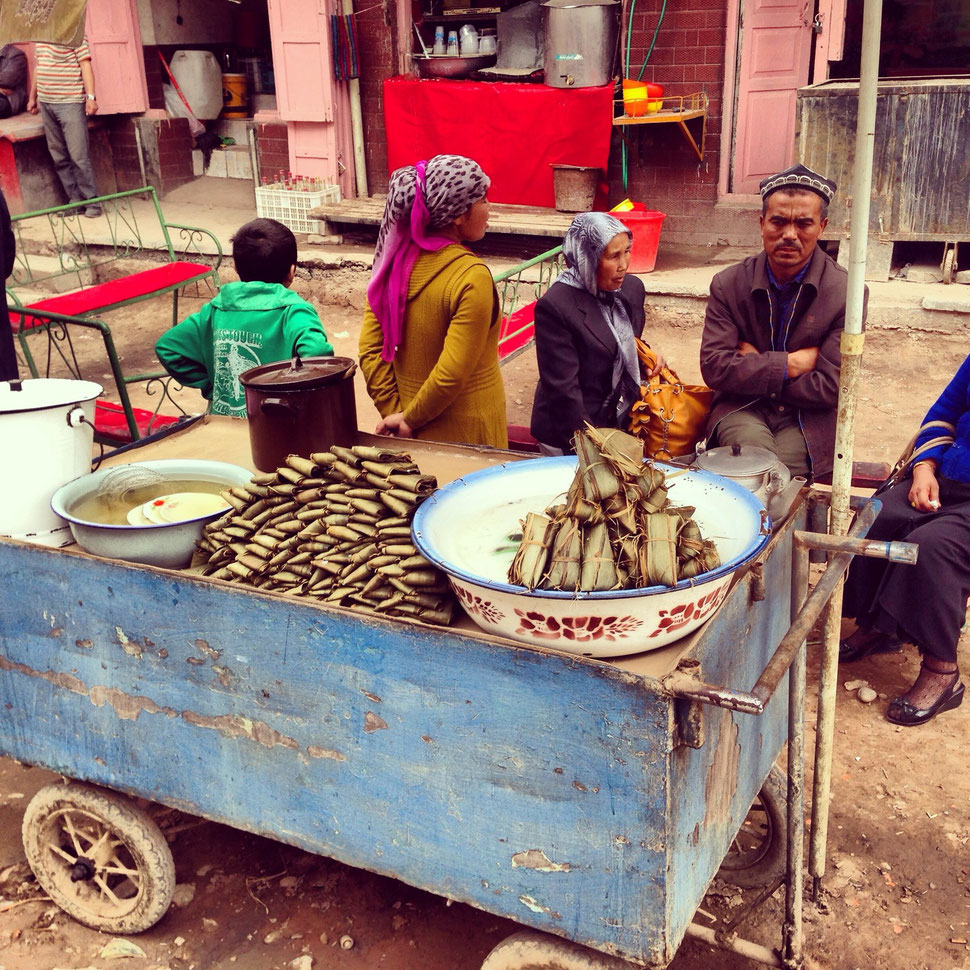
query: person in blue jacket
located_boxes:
[841,354,970,726]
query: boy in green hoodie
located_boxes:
[155,218,333,416]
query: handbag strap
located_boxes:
[635,337,683,387]
[883,419,956,490]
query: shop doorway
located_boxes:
[729,0,816,195]
[86,0,353,203]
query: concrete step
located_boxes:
[213,117,249,144]
[308,198,575,240]
[193,145,253,180]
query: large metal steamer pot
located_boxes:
[542,0,618,88]
[0,378,101,547]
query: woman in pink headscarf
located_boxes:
[358,154,507,448]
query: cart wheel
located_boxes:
[481,930,638,970]
[716,765,786,889]
[21,782,175,933]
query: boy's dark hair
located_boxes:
[231,218,297,283]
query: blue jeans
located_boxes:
[39,100,98,203]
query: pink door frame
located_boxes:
[266,0,356,198]
[85,0,148,115]
[718,0,847,201]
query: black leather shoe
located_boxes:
[839,630,903,663]
[887,677,964,727]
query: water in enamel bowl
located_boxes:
[69,479,230,526]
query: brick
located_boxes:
[679,10,707,30]
[694,63,722,83]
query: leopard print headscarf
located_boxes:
[367,155,489,361]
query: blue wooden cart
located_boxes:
[0,420,885,969]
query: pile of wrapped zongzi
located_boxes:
[191,445,455,625]
[508,426,719,592]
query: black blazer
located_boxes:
[530,275,646,452]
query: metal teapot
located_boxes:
[694,444,805,521]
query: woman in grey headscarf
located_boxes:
[530,211,663,454]
[359,154,507,448]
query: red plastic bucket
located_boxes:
[615,209,666,273]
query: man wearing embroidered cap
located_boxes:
[699,163,861,480]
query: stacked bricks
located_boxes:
[255,123,289,184]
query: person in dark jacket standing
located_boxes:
[0,44,28,118]
[699,164,862,481]
[1,185,18,380]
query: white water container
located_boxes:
[169,50,223,120]
[0,378,100,547]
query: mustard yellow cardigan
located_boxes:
[359,245,508,449]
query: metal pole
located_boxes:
[810,0,885,892]
[665,503,918,714]
[782,529,810,967]
[685,923,783,968]
[342,0,369,198]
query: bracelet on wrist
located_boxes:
[912,460,935,472]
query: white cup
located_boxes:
[459,24,478,55]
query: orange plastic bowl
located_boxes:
[622,79,649,118]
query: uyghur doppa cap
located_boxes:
[759,163,837,204]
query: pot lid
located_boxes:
[239,356,356,392]
[0,378,102,415]
[695,444,778,477]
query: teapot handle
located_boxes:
[766,463,791,495]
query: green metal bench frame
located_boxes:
[494,244,563,366]
[5,186,222,443]
[13,305,191,447]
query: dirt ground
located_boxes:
[3,256,970,970]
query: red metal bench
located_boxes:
[5,187,221,445]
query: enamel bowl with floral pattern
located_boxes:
[411,456,770,658]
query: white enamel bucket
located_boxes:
[0,378,101,547]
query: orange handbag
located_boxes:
[628,339,714,460]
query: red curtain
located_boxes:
[384,77,614,208]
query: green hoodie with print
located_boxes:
[155,280,334,417]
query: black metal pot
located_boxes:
[239,356,358,472]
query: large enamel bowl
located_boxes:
[51,459,253,569]
[413,53,498,79]
[412,457,770,657]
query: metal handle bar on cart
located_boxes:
[663,498,918,715]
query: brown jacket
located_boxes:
[699,246,863,479]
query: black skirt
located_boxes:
[843,474,970,663]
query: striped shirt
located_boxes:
[35,41,91,103]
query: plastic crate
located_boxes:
[254,183,341,234]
